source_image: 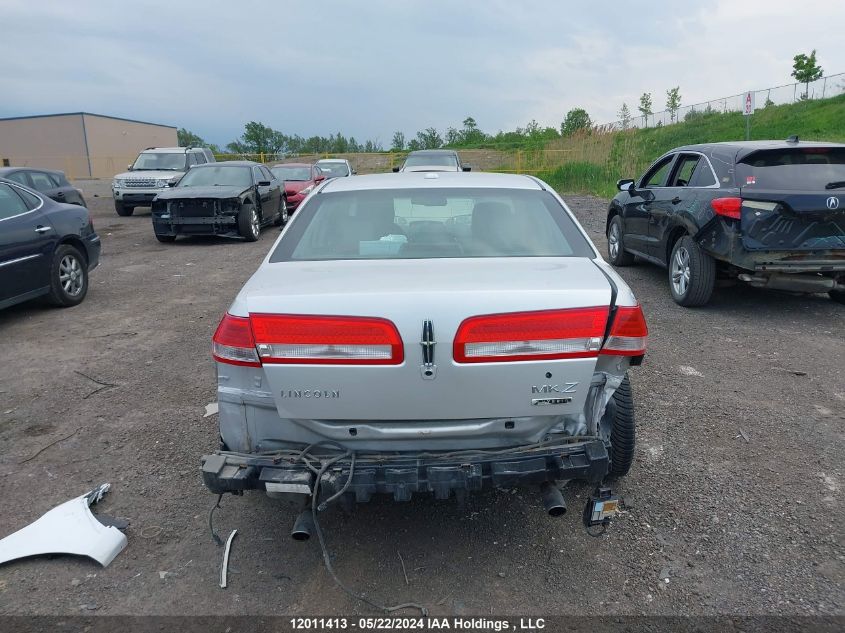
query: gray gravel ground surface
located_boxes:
[0,181,842,616]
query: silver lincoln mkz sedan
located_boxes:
[202,171,647,529]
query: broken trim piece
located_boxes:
[0,483,127,568]
[220,529,237,589]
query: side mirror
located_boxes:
[351,170,357,175]
[392,166,401,173]
[258,180,271,186]
[462,165,472,172]
[127,164,133,170]
[314,175,326,183]
[616,179,635,192]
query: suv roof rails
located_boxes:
[786,135,800,144]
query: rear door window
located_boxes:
[688,158,718,187]
[669,155,700,187]
[4,172,30,187]
[28,171,57,192]
[0,184,32,218]
[737,147,845,190]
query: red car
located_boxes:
[270,163,326,212]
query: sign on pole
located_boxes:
[743,91,755,116]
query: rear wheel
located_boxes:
[48,245,88,307]
[607,215,635,266]
[238,203,260,242]
[602,375,636,477]
[114,201,134,216]
[669,236,715,307]
[275,197,289,226]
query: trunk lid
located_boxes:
[236,257,612,421]
[739,190,845,251]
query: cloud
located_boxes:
[0,0,843,145]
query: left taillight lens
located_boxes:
[601,305,648,356]
[453,307,610,363]
[250,314,403,365]
[212,313,260,367]
[711,197,742,220]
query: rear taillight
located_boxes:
[601,305,648,356]
[249,314,403,365]
[711,197,742,220]
[212,313,260,367]
[453,307,610,363]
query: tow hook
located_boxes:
[582,486,619,536]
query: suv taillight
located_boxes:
[711,197,742,220]
[601,305,648,356]
[250,314,403,365]
[453,307,610,363]
[212,313,260,367]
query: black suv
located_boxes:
[606,139,845,306]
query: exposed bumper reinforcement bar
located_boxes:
[200,440,609,502]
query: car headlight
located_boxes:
[300,185,315,195]
[113,179,124,188]
[155,179,169,188]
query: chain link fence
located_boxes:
[609,72,844,130]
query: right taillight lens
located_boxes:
[212,313,260,367]
[454,307,610,363]
[711,197,742,220]
[601,305,648,356]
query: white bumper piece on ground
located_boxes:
[0,483,127,568]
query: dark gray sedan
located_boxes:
[0,167,86,207]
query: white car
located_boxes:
[202,171,647,530]
[111,146,215,216]
[315,158,355,178]
[393,149,470,173]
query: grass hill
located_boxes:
[538,93,845,197]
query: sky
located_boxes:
[2,0,844,147]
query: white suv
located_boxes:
[111,146,215,216]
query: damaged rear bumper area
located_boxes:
[201,439,609,502]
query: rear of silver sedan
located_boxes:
[201,172,646,517]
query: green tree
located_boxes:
[618,103,631,130]
[416,127,443,149]
[177,128,207,147]
[638,93,653,127]
[561,108,591,137]
[407,138,422,151]
[460,116,486,145]
[391,131,405,152]
[666,86,682,123]
[791,49,823,99]
[227,121,285,156]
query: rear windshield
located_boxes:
[404,154,458,168]
[270,188,594,262]
[737,148,845,190]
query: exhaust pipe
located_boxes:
[291,509,315,541]
[540,481,567,517]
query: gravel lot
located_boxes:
[0,179,842,617]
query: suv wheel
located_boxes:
[607,215,635,266]
[669,236,715,307]
[238,204,260,242]
[600,375,636,477]
[48,245,88,307]
[115,201,134,216]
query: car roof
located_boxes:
[672,140,845,161]
[315,159,348,164]
[271,162,313,168]
[192,160,261,167]
[0,166,63,175]
[320,171,543,192]
[406,149,458,155]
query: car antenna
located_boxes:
[786,135,800,144]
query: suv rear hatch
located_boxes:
[234,257,620,421]
[736,146,845,251]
